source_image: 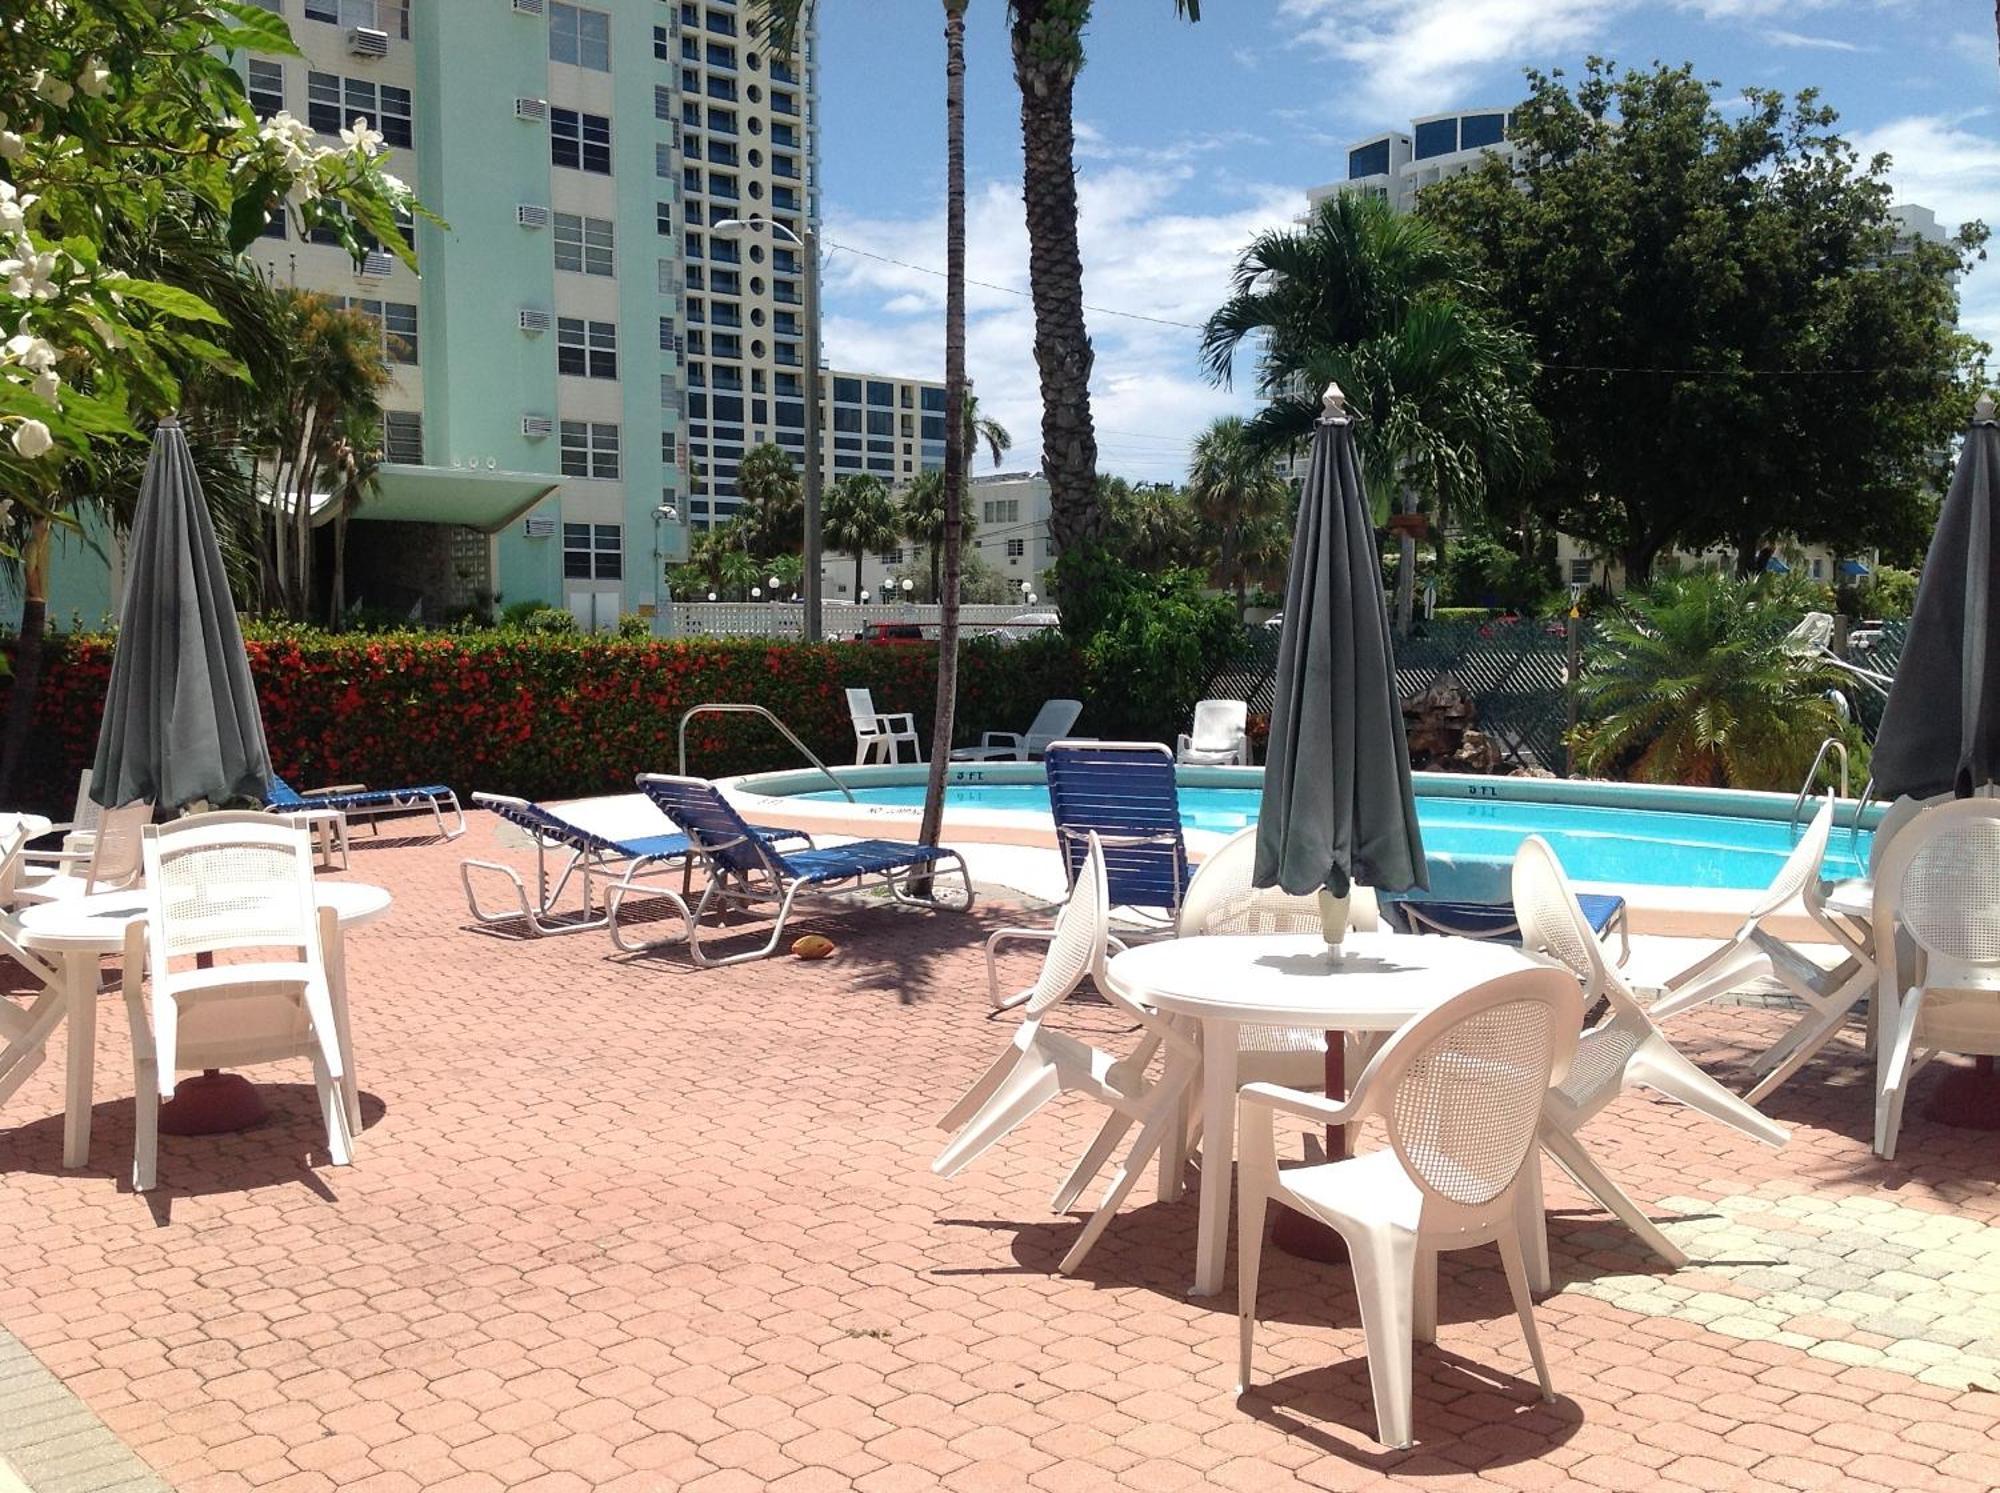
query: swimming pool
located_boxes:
[788,779,1870,892]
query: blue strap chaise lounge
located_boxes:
[634,773,974,966]
[266,773,466,842]
[462,791,812,941]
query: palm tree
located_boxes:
[735,442,803,558]
[962,391,1011,469]
[898,469,980,601]
[1186,416,1289,618]
[1005,0,1202,585]
[822,472,899,601]
[324,407,384,626]
[1572,572,1847,790]
[1202,192,1545,634]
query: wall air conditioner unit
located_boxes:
[516,203,550,230]
[522,514,558,538]
[512,0,545,13]
[517,307,551,334]
[357,249,395,279]
[521,415,554,439]
[347,26,390,58]
[514,97,548,123]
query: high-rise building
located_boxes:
[1309,108,1518,218]
[819,370,947,491]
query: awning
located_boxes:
[1763,555,1792,574]
[361,465,561,534]
[261,466,560,535]
[1838,559,1871,578]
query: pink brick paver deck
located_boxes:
[3,813,1998,1492]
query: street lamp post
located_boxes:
[713,214,822,644]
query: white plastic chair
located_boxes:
[1512,835,1787,1286]
[1176,699,1249,766]
[949,698,1083,761]
[1236,967,1584,1450]
[33,769,100,857]
[14,799,153,906]
[1870,798,2000,1159]
[123,813,353,1191]
[846,687,920,765]
[0,819,67,1115]
[933,832,1200,1274]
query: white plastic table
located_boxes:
[1109,931,1538,1297]
[13,881,391,1167]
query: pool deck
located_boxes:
[1,812,1997,1493]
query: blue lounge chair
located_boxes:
[984,740,1193,1007]
[635,773,974,966]
[1392,888,1631,965]
[462,791,812,941]
[266,773,466,842]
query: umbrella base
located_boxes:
[158,1070,268,1136]
[1921,1055,2000,1130]
[1271,1205,1348,1263]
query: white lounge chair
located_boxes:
[934,833,1200,1275]
[949,698,1083,761]
[1513,835,1787,1287]
[1235,967,1583,1449]
[1176,699,1248,766]
[846,687,920,765]
[1871,798,2000,1159]
[13,799,153,906]
[124,813,354,1191]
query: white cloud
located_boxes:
[1278,0,1623,118]
[1851,113,2000,353]
[1763,28,1865,51]
[821,167,1301,484]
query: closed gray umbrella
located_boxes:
[1254,385,1426,898]
[91,416,272,811]
[1872,396,2000,801]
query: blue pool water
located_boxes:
[796,782,1870,891]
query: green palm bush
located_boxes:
[1572,571,1850,790]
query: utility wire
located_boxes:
[822,239,1206,330]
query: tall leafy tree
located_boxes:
[821,471,899,600]
[1186,415,1289,617]
[1203,192,1546,633]
[1421,60,1989,581]
[1100,475,1206,573]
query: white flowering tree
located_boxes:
[0,0,424,795]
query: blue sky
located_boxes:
[811,0,1999,483]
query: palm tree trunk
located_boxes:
[330,511,347,627]
[917,0,970,889]
[853,548,863,603]
[1394,487,1417,636]
[1011,1,1101,589]
[0,517,53,805]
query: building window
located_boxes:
[332,297,418,365]
[1413,117,1458,160]
[656,201,672,236]
[246,60,284,121]
[556,317,618,379]
[982,499,1020,525]
[656,142,674,179]
[552,212,614,276]
[653,25,669,60]
[1006,539,1026,559]
[1567,557,1593,585]
[549,3,611,70]
[382,410,422,464]
[559,421,621,480]
[305,0,407,33]
[563,522,623,580]
[550,108,612,174]
[309,74,411,148]
[654,84,674,122]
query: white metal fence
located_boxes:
[669,602,1034,640]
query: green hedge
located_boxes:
[3,628,1085,817]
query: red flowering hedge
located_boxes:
[5,628,1085,817]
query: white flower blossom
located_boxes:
[0,249,62,300]
[77,59,111,98]
[11,417,53,458]
[0,113,24,160]
[30,368,58,402]
[32,70,73,107]
[339,116,384,157]
[379,171,411,204]
[0,181,34,235]
[5,333,60,371]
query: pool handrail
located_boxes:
[677,703,856,803]
[1787,737,1848,842]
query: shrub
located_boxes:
[2,628,1085,817]
[520,607,578,635]
[1058,549,1244,740]
[1441,535,1554,611]
[500,599,547,628]
[615,612,654,640]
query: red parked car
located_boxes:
[861,622,927,645]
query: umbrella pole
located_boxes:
[1269,1036,1350,1263]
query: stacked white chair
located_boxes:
[14,799,153,906]
[1235,967,1583,1450]
[933,833,1201,1274]
[1512,835,1787,1286]
[1870,798,2000,1159]
[1175,699,1249,766]
[0,819,66,1113]
[124,813,354,1191]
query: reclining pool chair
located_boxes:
[266,773,466,841]
[463,791,812,941]
[984,740,1192,1007]
[635,773,975,966]
[1392,884,1631,966]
